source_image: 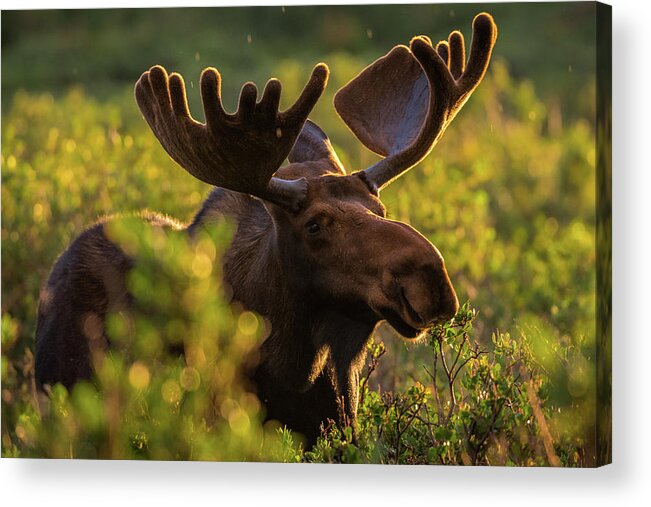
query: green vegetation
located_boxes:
[2,5,600,464]
[307,302,584,466]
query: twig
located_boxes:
[358,345,385,409]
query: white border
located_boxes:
[2,0,650,505]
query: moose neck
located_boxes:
[241,216,377,394]
[188,189,377,394]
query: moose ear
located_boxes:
[288,120,345,174]
[334,45,428,157]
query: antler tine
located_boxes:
[448,31,465,80]
[135,62,329,212]
[361,13,497,192]
[458,14,497,95]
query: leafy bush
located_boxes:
[3,220,302,461]
[2,53,598,463]
[306,302,584,466]
[3,287,584,465]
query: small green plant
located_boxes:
[306,302,583,466]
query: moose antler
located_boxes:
[335,13,497,192]
[135,63,329,211]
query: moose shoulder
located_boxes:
[35,14,497,446]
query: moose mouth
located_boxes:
[381,307,422,338]
[373,287,429,339]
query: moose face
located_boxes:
[268,166,459,339]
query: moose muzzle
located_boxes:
[371,220,460,338]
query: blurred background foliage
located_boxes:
[2,3,600,464]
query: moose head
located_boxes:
[134,13,496,342]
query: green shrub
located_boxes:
[306,302,584,466]
[3,219,304,461]
[2,57,597,464]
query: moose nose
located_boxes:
[400,262,459,327]
[377,218,459,330]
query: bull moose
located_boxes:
[35,13,497,446]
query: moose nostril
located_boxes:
[400,286,426,326]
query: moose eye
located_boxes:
[305,221,321,236]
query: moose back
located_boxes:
[35,14,497,446]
